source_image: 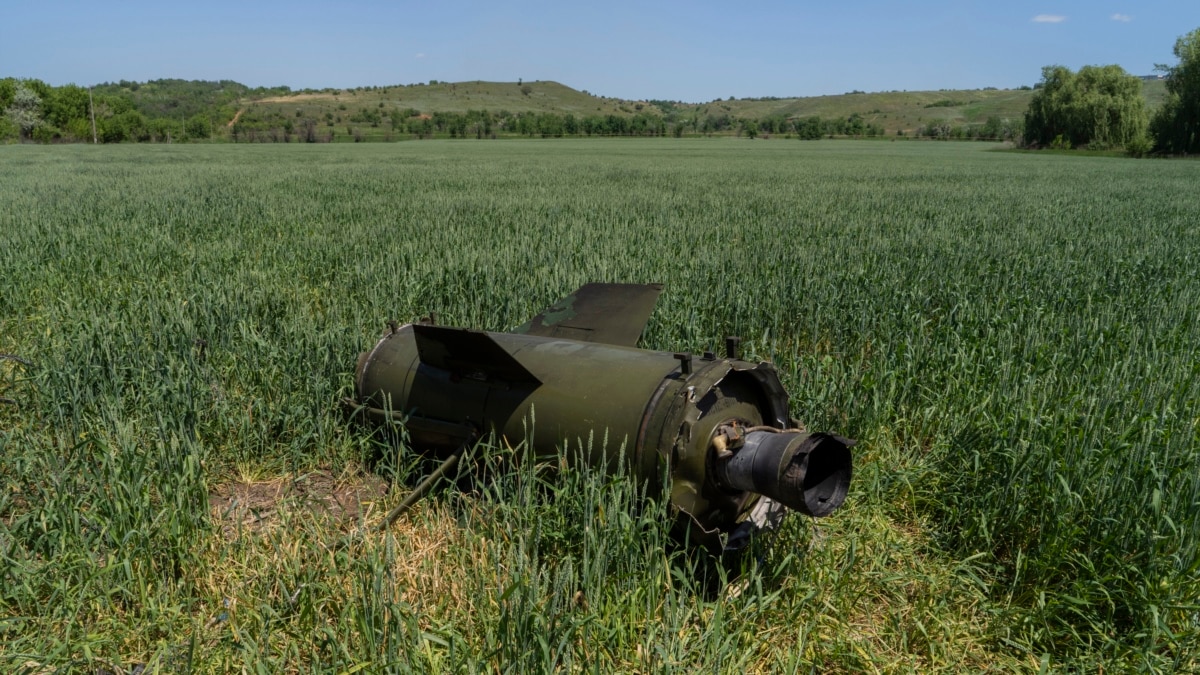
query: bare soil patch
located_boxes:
[209,469,389,537]
[256,93,335,104]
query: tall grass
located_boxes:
[1,140,1196,671]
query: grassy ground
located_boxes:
[1,140,1197,672]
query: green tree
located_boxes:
[0,117,17,141]
[796,116,823,140]
[99,110,148,143]
[44,84,90,131]
[6,80,44,140]
[0,80,17,140]
[1151,27,1200,154]
[148,117,180,142]
[846,113,865,136]
[1001,117,1023,143]
[0,78,18,111]
[185,114,210,140]
[1024,64,1148,149]
[536,112,564,137]
[980,115,1003,140]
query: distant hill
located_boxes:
[1,75,1169,143]
[683,88,1034,136]
[252,80,637,117]
[246,78,1168,137]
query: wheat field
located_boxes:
[1,139,1196,672]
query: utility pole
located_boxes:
[88,87,97,144]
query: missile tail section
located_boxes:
[350,283,853,550]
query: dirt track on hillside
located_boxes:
[257,93,336,104]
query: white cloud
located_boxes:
[1111,13,1133,22]
[415,53,426,59]
[1032,14,1067,23]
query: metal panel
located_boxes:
[412,324,541,385]
[513,282,663,347]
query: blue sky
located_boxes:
[4,1,1197,102]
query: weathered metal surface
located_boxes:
[513,282,664,347]
[351,283,852,550]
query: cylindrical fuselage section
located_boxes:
[352,323,844,544]
[356,325,684,483]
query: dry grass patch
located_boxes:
[208,468,388,538]
[256,93,334,104]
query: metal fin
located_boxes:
[412,324,541,385]
[512,282,664,347]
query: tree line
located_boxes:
[0,77,992,145]
[0,78,1019,145]
[5,27,1196,153]
[1023,27,1199,155]
[915,116,1022,141]
[226,106,898,143]
[0,78,290,143]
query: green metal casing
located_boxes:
[354,323,793,542]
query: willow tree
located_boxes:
[1024,64,1148,149]
[1151,28,1200,154]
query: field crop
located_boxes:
[1,139,1197,672]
